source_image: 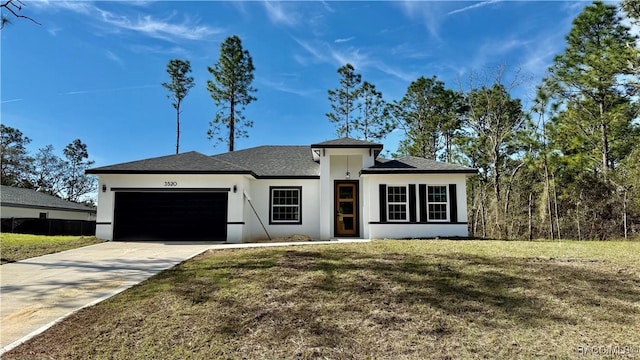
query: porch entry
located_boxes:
[335,181,359,236]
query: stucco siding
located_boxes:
[95,174,246,242]
[1,206,95,221]
[362,173,470,238]
[244,179,320,241]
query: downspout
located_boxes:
[243,190,271,241]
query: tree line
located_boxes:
[4,1,637,239]
[165,1,638,240]
[0,125,97,205]
[323,1,640,240]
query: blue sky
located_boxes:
[1,1,590,167]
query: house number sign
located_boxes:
[164,181,178,187]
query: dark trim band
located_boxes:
[1,202,96,214]
[361,169,477,174]
[110,187,231,192]
[96,222,112,225]
[369,221,469,225]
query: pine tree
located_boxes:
[327,63,362,138]
[357,81,392,141]
[162,59,195,154]
[544,1,639,178]
[207,35,257,152]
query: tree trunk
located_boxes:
[480,186,487,238]
[576,197,581,241]
[599,101,610,177]
[552,172,561,239]
[544,160,554,240]
[229,98,235,152]
[528,192,533,241]
[176,102,180,154]
[623,189,628,240]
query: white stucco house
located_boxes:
[86,138,476,242]
[1,185,96,221]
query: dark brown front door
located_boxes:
[335,182,358,236]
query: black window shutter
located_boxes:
[409,184,417,222]
[449,184,458,223]
[379,184,387,222]
[419,184,427,222]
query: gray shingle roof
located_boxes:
[212,146,319,178]
[86,151,251,174]
[1,186,96,213]
[311,137,383,148]
[361,156,477,174]
[86,140,476,177]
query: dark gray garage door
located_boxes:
[113,191,228,241]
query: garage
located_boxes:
[113,191,228,241]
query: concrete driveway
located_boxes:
[0,241,215,353]
[0,239,369,354]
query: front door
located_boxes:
[335,182,358,236]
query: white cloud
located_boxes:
[96,9,223,42]
[372,62,416,83]
[396,1,447,41]
[33,1,223,43]
[58,85,156,96]
[335,36,355,44]
[105,50,124,67]
[263,1,299,27]
[259,77,317,97]
[294,37,415,82]
[1,98,23,104]
[31,0,94,15]
[448,0,502,16]
[129,44,189,56]
[293,38,329,64]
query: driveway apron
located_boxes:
[0,241,214,352]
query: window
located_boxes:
[427,186,448,221]
[39,212,47,219]
[387,186,408,221]
[270,187,302,224]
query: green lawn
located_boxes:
[0,233,103,264]
[4,240,639,359]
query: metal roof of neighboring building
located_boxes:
[0,186,96,213]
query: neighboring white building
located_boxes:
[0,185,96,221]
[87,138,476,242]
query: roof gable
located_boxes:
[311,137,383,148]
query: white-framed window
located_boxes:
[427,185,448,221]
[387,185,408,221]
[269,187,302,224]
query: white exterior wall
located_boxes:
[92,150,472,242]
[319,148,375,239]
[1,206,95,221]
[243,179,320,241]
[362,173,470,239]
[95,174,246,242]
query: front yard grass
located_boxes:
[4,240,640,359]
[0,233,103,264]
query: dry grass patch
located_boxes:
[246,234,313,243]
[4,240,639,359]
[0,233,103,264]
